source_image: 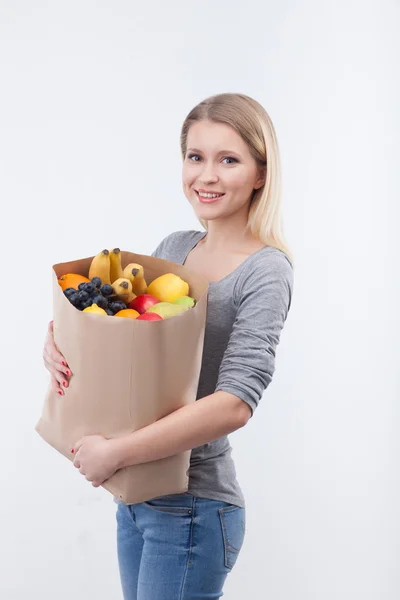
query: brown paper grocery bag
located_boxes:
[35,250,209,504]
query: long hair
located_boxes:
[180,93,293,264]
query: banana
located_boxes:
[111,277,136,304]
[123,262,148,296]
[88,249,111,284]
[146,301,191,319]
[109,248,124,283]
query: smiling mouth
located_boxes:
[195,190,225,203]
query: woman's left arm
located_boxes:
[113,390,251,469]
[72,391,249,484]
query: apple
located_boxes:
[136,312,163,321]
[128,293,160,314]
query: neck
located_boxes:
[201,213,256,253]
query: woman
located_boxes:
[43,92,294,599]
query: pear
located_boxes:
[173,295,196,308]
[146,302,190,319]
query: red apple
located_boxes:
[136,312,163,321]
[128,294,160,314]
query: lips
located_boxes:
[195,190,225,203]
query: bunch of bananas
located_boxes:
[89,248,148,301]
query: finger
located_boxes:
[43,348,70,381]
[79,467,86,475]
[48,320,54,335]
[48,347,71,376]
[44,334,71,375]
[74,439,84,454]
[54,369,69,390]
[50,375,64,396]
[73,459,81,468]
[92,481,101,488]
[45,357,69,390]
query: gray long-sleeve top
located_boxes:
[151,229,294,508]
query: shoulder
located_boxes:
[235,247,294,309]
[164,229,204,246]
[151,229,204,258]
[243,246,293,283]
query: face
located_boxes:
[182,120,265,222]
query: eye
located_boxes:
[187,154,238,165]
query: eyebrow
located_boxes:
[187,147,241,157]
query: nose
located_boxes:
[198,161,219,185]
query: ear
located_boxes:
[254,165,266,190]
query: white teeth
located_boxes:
[198,192,223,198]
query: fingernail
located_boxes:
[65,370,71,376]
[58,390,63,396]
[62,361,66,366]
[70,448,75,454]
[63,381,68,387]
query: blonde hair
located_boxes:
[180,93,293,264]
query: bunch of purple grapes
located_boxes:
[63,277,128,315]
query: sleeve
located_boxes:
[150,233,174,258]
[151,239,165,258]
[215,252,294,417]
[150,230,186,259]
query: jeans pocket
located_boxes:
[142,494,193,515]
[218,505,246,571]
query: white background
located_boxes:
[0,2,398,599]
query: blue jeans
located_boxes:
[116,492,246,600]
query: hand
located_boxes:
[42,320,72,395]
[72,435,121,487]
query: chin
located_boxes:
[196,210,224,222]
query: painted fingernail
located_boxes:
[70,448,75,453]
[63,381,68,387]
[62,361,66,366]
[58,390,63,395]
[65,370,71,376]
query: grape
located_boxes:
[77,291,89,303]
[100,284,113,296]
[63,288,76,299]
[92,295,108,309]
[91,277,102,288]
[82,282,95,294]
[82,299,93,309]
[69,292,81,307]
[109,301,127,314]
[105,308,114,316]
[78,282,87,291]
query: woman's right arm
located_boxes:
[43,321,72,395]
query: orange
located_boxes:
[114,308,140,319]
[58,273,90,291]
